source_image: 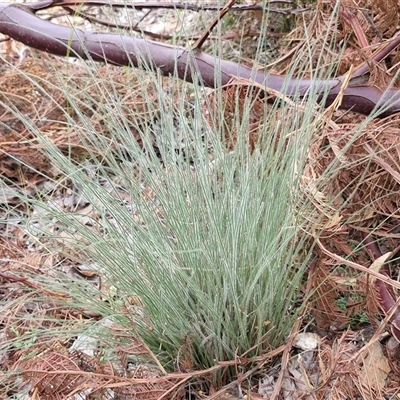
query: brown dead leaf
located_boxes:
[361,341,390,393]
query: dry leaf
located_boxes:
[361,341,390,392]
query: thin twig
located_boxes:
[316,239,400,291]
[30,0,309,14]
[61,6,175,40]
[192,0,237,51]
[0,270,70,298]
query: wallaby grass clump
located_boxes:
[0,52,325,395]
[32,64,318,370]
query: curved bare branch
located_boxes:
[0,2,400,117]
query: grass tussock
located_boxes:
[0,49,326,394]
[27,65,318,371]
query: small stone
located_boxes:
[293,332,320,351]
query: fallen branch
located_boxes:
[0,2,400,117]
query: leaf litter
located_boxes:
[1,0,400,399]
